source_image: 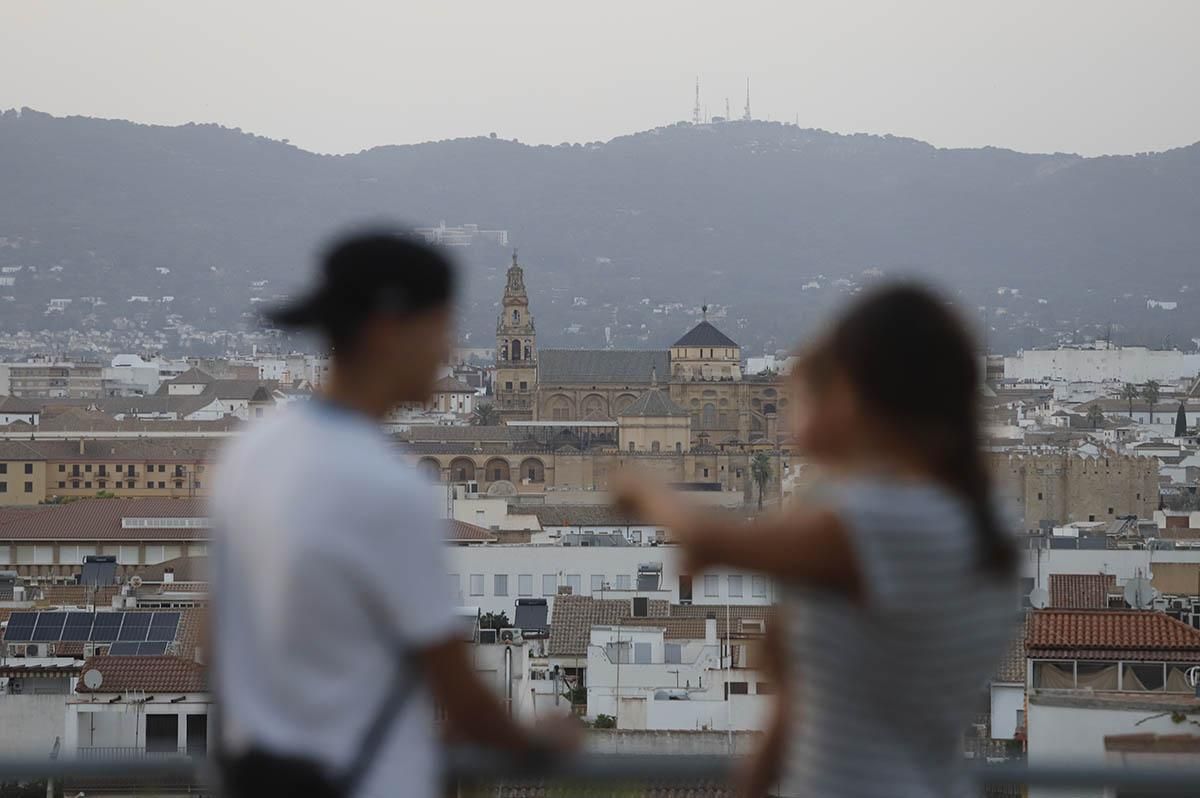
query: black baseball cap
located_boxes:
[266,230,457,335]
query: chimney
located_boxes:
[705,612,718,645]
[78,437,85,456]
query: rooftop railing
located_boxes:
[4,750,1200,795]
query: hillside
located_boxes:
[1,108,1197,354]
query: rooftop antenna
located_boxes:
[725,97,731,119]
[701,303,708,321]
[743,77,752,121]
[693,76,702,124]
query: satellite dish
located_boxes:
[1029,587,1050,609]
[128,575,143,589]
[1124,577,1156,609]
[1186,666,1200,689]
[82,668,104,690]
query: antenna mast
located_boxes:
[725,98,731,119]
[693,76,702,124]
[743,77,752,121]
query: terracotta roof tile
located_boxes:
[1050,574,1116,609]
[444,519,497,542]
[0,497,209,541]
[76,655,206,693]
[1027,609,1200,661]
[548,594,670,656]
[993,617,1028,683]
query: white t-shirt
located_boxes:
[211,401,456,798]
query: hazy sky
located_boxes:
[3,1,1197,156]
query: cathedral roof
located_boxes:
[619,387,688,418]
[539,349,669,385]
[672,320,738,348]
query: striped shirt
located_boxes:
[778,477,1015,798]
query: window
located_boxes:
[505,381,513,391]
[704,574,720,597]
[565,574,582,594]
[175,481,184,490]
[116,464,124,473]
[650,441,660,453]
[614,574,632,590]
[158,481,166,489]
[469,574,484,596]
[519,381,528,391]
[0,463,6,474]
[675,442,682,453]
[145,715,179,754]
[72,480,80,489]
[728,575,744,598]
[126,481,135,489]
[1108,507,1114,515]
[542,574,557,596]
[1037,492,1043,500]
[23,463,32,474]
[665,643,682,664]
[591,574,605,593]
[605,641,631,663]
[24,482,33,493]
[518,574,533,596]
[494,574,508,596]
[702,468,710,478]
[84,481,92,489]
[159,464,166,473]
[98,465,107,476]
[752,576,767,598]
[58,481,65,489]
[0,483,6,493]
[726,681,749,696]
[85,464,92,472]
[634,642,652,664]
[628,441,636,452]
[58,464,65,472]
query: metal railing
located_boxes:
[75,745,196,760]
[4,750,1200,794]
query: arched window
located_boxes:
[628,441,636,452]
[511,339,521,361]
[512,309,519,324]
[701,403,717,427]
[650,441,660,453]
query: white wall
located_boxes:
[990,683,1024,740]
[1027,699,1193,798]
[445,544,777,616]
[0,694,68,756]
[1021,547,1200,591]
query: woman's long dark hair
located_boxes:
[803,283,1016,577]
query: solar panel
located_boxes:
[4,612,38,642]
[137,641,168,656]
[108,642,140,655]
[61,613,96,641]
[90,613,124,642]
[117,613,151,642]
[31,612,68,642]
[146,612,181,642]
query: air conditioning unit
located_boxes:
[500,629,521,643]
[478,629,498,645]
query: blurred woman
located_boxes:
[618,284,1017,798]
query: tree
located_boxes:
[479,611,510,631]
[1176,402,1188,437]
[1141,381,1161,424]
[750,452,772,511]
[472,402,499,426]
[1086,404,1104,430]
[1120,383,1140,420]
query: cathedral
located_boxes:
[494,253,788,448]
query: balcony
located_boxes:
[76,746,195,760]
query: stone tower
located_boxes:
[495,250,537,421]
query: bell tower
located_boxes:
[495,250,537,421]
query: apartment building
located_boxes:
[0,439,222,505]
[0,360,104,399]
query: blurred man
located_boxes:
[212,232,559,798]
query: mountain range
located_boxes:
[1,108,1197,354]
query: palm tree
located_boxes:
[750,452,772,511]
[1086,404,1104,430]
[1120,383,1140,420]
[472,401,499,426]
[1141,380,1161,425]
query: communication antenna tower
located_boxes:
[743,77,752,121]
[693,76,702,124]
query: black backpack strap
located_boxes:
[337,649,422,796]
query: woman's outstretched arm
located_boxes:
[738,620,790,798]
[616,478,863,599]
